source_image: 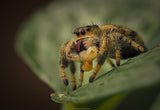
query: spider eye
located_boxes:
[86,27,90,31]
[81,29,85,35]
[76,31,80,36]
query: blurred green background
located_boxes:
[7,0,160,110]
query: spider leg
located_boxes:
[107,57,115,67]
[107,33,122,66]
[110,32,146,66]
[78,62,84,88]
[89,63,102,82]
[69,61,76,90]
[65,39,81,61]
[60,56,69,86]
[66,52,81,61]
[89,37,110,82]
[115,49,121,66]
[119,34,146,52]
[60,41,70,86]
[114,42,121,66]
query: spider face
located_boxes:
[74,25,100,41]
[60,24,148,90]
[74,25,101,52]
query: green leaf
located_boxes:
[149,92,160,110]
[15,0,160,109]
[64,92,127,110]
[51,47,160,103]
[115,84,160,110]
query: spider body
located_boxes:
[60,24,147,90]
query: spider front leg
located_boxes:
[64,40,99,87]
[89,37,110,82]
[60,52,69,86]
[60,41,77,90]
[60,57,76,90]
[70,61,76,90]
[78,62,84,88]
[65,39,81,61]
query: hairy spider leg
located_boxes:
[89,64,102,82]
[60,42,69,86]
[89,37,110,82]
[107,57,115,67]
[60,64,68,86]
[113,39,121,66]
[110,32,146,66]
[65,39,82,61]
[110,34,121,66]
[115,49,121,66]
[118,34,146,52]
[70,61,76,90]
[107,32,123,66]
[78,62,84,88]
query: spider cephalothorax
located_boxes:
[60,24,147,90]
[74,25,101,52]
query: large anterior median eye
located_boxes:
[81,29,85,35]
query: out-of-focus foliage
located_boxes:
[16,0,160,109]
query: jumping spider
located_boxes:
[60,24,147,90]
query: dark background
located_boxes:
[1,0,61,110]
